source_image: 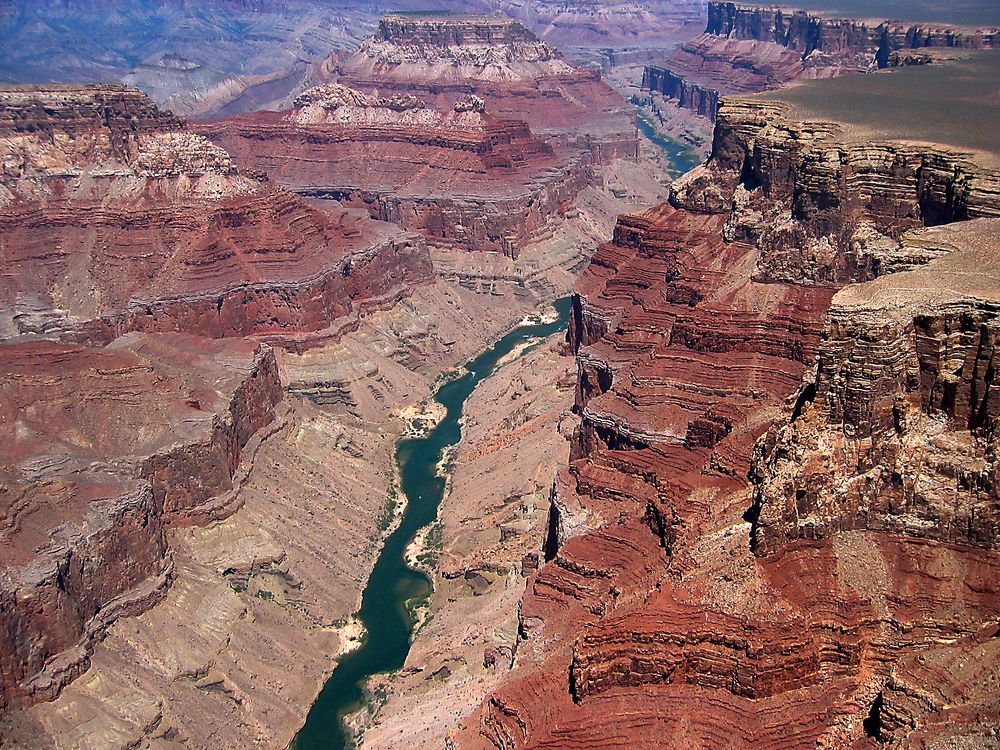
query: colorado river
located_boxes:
[292,297,573,750]
[636,112,703,176]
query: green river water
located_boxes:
[291,297,573,750]
[636,112,703,176]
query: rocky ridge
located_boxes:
[448,92,1000,749]
[197,82,596,258]
[752,219,1000,554]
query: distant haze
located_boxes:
[781,0,1000,26]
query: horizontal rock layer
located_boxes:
[672,98,1000,285]
[0,84,433,346]
[376,14,539,47]
[751,219,1000,554]
[197,87,601,258]
[322,14,639,158]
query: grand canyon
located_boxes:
[0,2,998,749]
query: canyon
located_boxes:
[0,0,382,118]
[1,2,999,749]
[438,55,1000,750]
[0,0,707,119]
[0,13,662,742]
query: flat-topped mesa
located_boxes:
[670,97,1000,286]
[0,333,282,707]
[707,3,997,53]
[376,13,539,48]
[354,13,570,82]
[751,219,1000,555]
[196,83,594,258]
[643,1,999,121]
[0,84,433,347]
[323,14,638,160]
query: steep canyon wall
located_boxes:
[452,93,1000,749]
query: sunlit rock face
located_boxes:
[197,81,599,259]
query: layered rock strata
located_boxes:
[326,14,638,159]
[2,275,592,750]
[0,333,282,709]
[449,95,1000,748]
[197,84,596,258]
[0,84,432,346]
[752,219,1000,554]
[643,1,999,121]
[674,97,1000,283]
[354,333,576,750]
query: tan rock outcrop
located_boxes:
[751,219,1000,554]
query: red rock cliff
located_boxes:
[196,84,596,258]
[452,96,1000,750]
[0,84,433,347]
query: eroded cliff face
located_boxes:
[197,83,597,258]
[0,84,433,346]
[0,334,282,708]
[673,98,1000,284]
[198,13,646,261]
[451,96,1000,749]
[643,1,999,121]
[751,219,1000,555]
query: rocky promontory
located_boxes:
[752,219,1000,554]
